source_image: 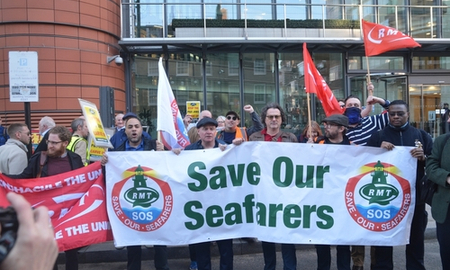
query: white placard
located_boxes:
[9,51,39,102]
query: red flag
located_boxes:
[303,43,344,116]
[362,19,421,56]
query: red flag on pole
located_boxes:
[362,19,421,56]
[303,43,344,116]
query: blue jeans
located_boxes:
[315,245,351,270]
[261,242,296,270]
[194,239,233,270]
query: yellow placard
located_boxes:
[79,99,113,148]
[186,101,200,118]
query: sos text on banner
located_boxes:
[0,162,113,251]
[105,142,417,247]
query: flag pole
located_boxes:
[365,56,373,96]
[307,92,312,140]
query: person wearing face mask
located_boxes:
[343,84,391,270]
[344,93,391,146]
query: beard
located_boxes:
[47,144,67,157]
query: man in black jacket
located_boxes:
[3,125,84,270]
[102,113,169,270]
[367,100,432,270]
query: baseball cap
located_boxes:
[226,111,240,120]
[196,117,218,128]
[322,114,349,127]
[122,112,139,121]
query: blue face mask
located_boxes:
[344,107,362,125]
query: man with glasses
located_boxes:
[217,105,263,144]
[249,102,297,270]
[2,125,84,270]
[367,100,432,270]
[315,114,352,270]
[0,123,31,174]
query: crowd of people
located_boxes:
[0,90,450,270]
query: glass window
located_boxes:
[242,0,272,20]
[412,56,450,71]
[243,53,276,128]
[176,61,189,76]
[348,56,404,71]
[204,53,241,117]
[276,0,307,20]
[228,60,239,76]
[254,59,267,75]
[254,84,266,104]
[148,62,158,76]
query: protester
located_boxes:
[114,113,125,134]
[425,115,450,270]
[298,121,323,143]
[187,110,212,131]
[183,114,193,128]
[343,87,391,269]
[109,112,152,149]
[344,92,390,146]
[0,192,58,270]
[216,105,263,144]
[2,126,84,270]
[187,110,213,143]
[216,116,226,131]
[315,114,352,270]
[181,117,232,270]
[35,116,56,153]
[249,102,297,270]
[101,113,169,270]
[67,118,89,165]
[0,123,31,174]
[367,100,432,270]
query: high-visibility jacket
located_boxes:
[67,136,89,166]
[216,127,248,142]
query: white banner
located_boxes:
[105,142,417,246]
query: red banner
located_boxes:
[303,43,344,116]
[362,19,421,56]
[0,162,112,251]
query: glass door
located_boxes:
[349,73,407,115]
[410,84,450,139]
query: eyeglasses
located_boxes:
[46,140,63,145]
[388,111,406,117]
[266,115,281,120]
[227,116,237,120]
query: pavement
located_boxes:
[57,206,437,265]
